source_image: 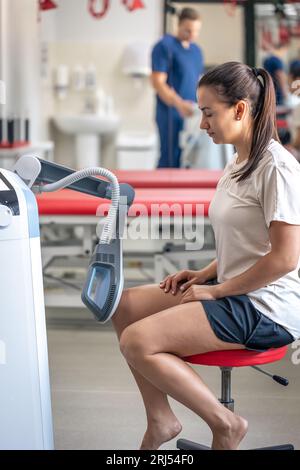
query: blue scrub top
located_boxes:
[263,55,285,105]
[151,34,204,121]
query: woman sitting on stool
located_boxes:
[111,62,300,450]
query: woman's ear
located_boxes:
[235,100,248,121]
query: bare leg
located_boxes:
[112,284,184,449]
[120,301,248,450]
[124,364,182,450]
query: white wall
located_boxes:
[43,0,163,43]
[40,0,164,168]
[0,0,40,141]
[40,1,246,168]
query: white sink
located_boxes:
[53,114,120,135]
[52,114,120,167]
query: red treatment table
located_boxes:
[112,169,223,189]
[37,187,216,305]
[37,187,214,217]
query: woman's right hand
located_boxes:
[159,269,208,295]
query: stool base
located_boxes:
[176,438,294,451]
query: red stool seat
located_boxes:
[185,346,288,368]
[178,346,294,451]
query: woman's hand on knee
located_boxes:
[159,270,207,295]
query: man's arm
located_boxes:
[151,71,194,118]
[215,221,300,298]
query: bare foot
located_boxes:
[140,416,182,450]
[211,414,248,450]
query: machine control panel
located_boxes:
[0,205,12,228]
[0,173,19,216]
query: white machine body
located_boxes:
[0,168,53,449]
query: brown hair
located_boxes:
[198,62,279,182]
[178,7,201,24]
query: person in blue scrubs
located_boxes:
[151,8,204,168]
[263,42,289,106]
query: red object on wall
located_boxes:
[39,0,57,11]
[88,0,110,18]
[88,0,145,19]
[279,20,290,45]
[122,0,145,12]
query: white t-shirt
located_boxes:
[209,139,300,340]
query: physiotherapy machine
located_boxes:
[0,155,134,449]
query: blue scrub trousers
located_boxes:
[156,111,184,168]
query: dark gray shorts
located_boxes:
[200,280,294,352]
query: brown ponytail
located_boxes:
[198,62,280,182]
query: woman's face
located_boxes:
[197,85,246,145]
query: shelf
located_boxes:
[0,141,54,156]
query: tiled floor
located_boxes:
[46,308,300,450]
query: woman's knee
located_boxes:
[119,323,149,366]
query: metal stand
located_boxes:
[177,366,294,451]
